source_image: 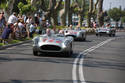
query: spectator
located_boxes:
[46,20,51,28]
[26,16,33,38]
[8,12,18,24]
[51,25,56,34]
[14,22,20,39]
[41,18,47,34]
[18,20,25,38]
[29,22,36,38]
[1,23,13,44]
[34,14,40,25]
[0,11,6,35]
[26,16,32,25]
[93,22,97,28]
[75,25,81,30]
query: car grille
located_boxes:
[41,45,61,51]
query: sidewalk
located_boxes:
[0,40,32,50]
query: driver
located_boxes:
[75,25,81,30]
[68,25,73,30]
[47,28,52,36]
[43,28,52,37]
[59,30,64,35]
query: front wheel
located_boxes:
[81,34,86,41]
[109,34,112,37]
[63,49,72,57]
[96,34,98,36]
[33,51,38,56]
[112,34,116,37]
[33,46,39,56]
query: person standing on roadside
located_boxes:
[93,22,97,29]
[29,22,36,38]
[34,14,40,25]
[26,16,32,38]
[8,12,18,24]
[0,11,6,35]
[41,18,47,34]
[1,23,13,44]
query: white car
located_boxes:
[64,29,86,41]
[32,34,73,57]
[95,27,116,37]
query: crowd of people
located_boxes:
[0,10,87,44]
[0,11,50,44]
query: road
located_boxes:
[0,32,125,83]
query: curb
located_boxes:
[116,30,125,32]
[0,40,32,50]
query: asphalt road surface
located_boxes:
[0,32,125,83]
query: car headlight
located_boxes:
[33,38,39,45]
[63,40,70,48]
[106,31,109,32]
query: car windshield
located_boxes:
[55,34,65,37]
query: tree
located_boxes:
[87,0,93,27]
[87,0,99,28]
[68,2,78,26]
[108,8,122,28]
[60,0,70,26]
[31,0,62,26]
[75,0,86,27]
[97,0,104,27]
[0,0,16,19]
[18,0,36,15]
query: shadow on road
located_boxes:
[0,53,79,65]
[83,56,125,71]
[0,79,73,83]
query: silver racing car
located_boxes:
[95,27,116,37]
[64,29,86,41]
[32,34,73,57]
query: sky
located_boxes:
[103,0,125,10]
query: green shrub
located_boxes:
[9,40,21,44]
[0,43,4,46]
[49,26,66,29]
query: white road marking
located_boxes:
[7,46,17,49]
[72,54,81,83]
[72,38,115,83]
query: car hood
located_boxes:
[38,37,65,46]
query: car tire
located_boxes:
[96,34,98,36]
[99,33,102,36]
[112,34,115,37]
[109,34,112,37]
[33,51,38,56]
[67,51,71,57]
[63,50,71,57]
[81,34,86,41]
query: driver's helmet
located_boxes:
[46,28,51,36]
[59,30,64,34]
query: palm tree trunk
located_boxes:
[60,0,70,26]
[4,0,15,19]
[87,0,93,28]
[78,14,82,26]
[97,0,104,27]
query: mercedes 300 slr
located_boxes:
[64,29,86,41]
[95,27,116,37]
[32,34,73,57]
